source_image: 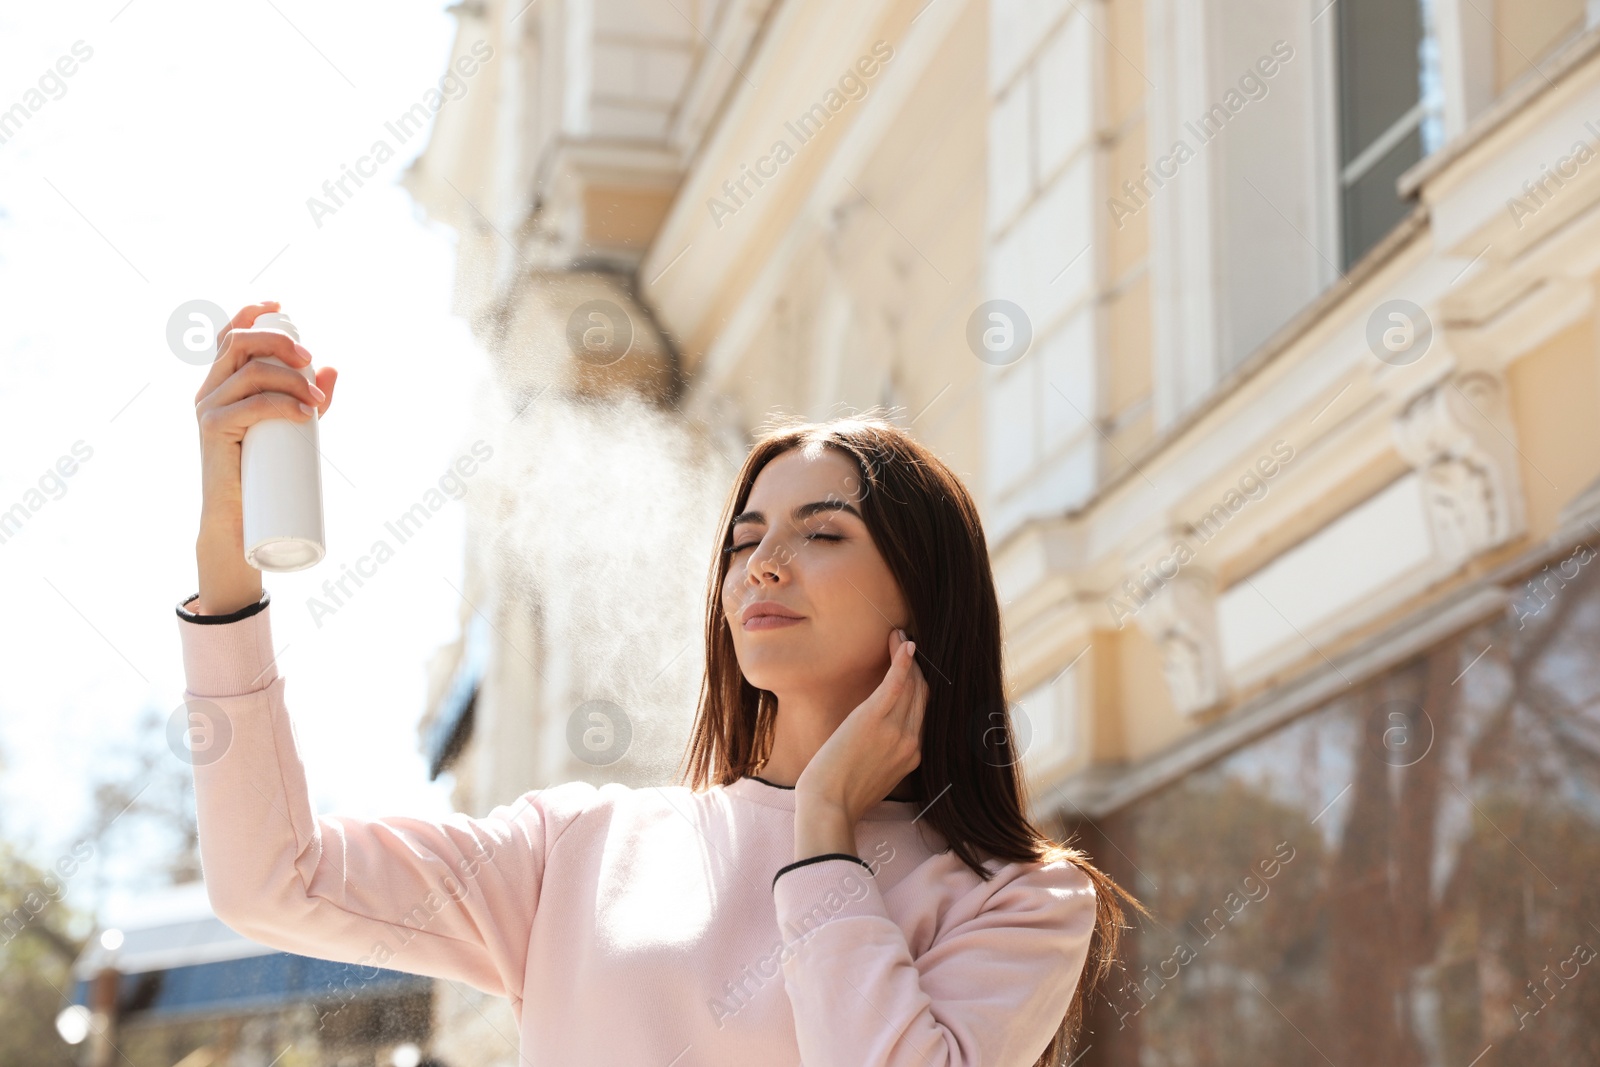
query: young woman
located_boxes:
[178,301,1143,1066]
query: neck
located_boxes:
[757,689,920,801]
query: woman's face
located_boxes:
[722,446,910,695]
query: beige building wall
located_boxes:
[403,0,1600,839]
[400,0,1600,1059]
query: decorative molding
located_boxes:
[1390,369,1526,566]
[1047,582,1510,818]
[1131,566,1227,717]
[1045,498,1600,819]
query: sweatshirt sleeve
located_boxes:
[175,592,597,1008]
[770,852,1096,1067]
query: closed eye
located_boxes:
[721,533,842,555]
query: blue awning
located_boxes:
[73,951,430,1020]
[68,882,431,1021]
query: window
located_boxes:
[1074,547,1600,1064]
[1334,0,1444,268]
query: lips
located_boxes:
[743,613,803,631]
[741,600,803,625]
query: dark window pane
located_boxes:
[1342,125,1424,268]
[1078,554,1600,1066]
[1336,0,1424,163]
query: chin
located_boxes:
[735,644,804,689]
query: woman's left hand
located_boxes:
[795,627,928,825]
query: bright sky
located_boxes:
[0,1,489,921]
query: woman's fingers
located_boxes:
[197,390,316,442]
[311,365,338,416]
[214,300,279,357]
[198,357,325,416]
[897,657,928,734]
[883,636,926,736]
[217,323,305,375]
[192,312,336,451]
[196,303,285,398]
[879,647,914,711]
[910,662,928,728]
[860,634,915,724]
[858,630,925,762]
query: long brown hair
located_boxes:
[675,411,1146,1063]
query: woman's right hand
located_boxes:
[191,300,338,616]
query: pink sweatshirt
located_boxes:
[177,594,1097,1065]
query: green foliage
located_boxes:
[0,839,87,1067]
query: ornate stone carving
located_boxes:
[1391,371,1526,566]
[1132,567,1226,717]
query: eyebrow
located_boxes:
[730,499,863,530]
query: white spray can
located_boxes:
[240,311,326,572]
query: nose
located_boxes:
[745,532,788,583]
[730,531,797,610]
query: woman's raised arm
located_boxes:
[180,300,595,1005]
[176,594,598,1004]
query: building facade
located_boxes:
[406,0,1600,1062]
